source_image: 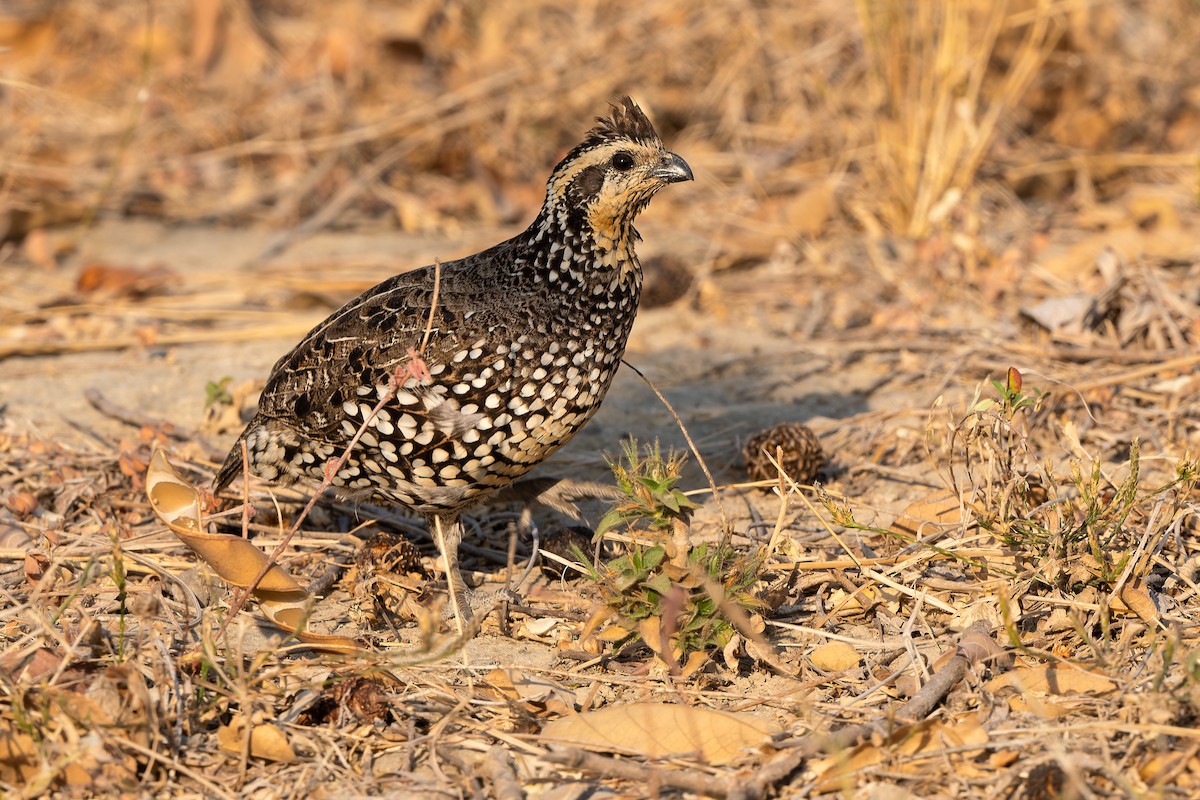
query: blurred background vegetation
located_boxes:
[1,0,1197,298]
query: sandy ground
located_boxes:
[3,217,887,494]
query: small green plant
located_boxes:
[580,540,762,660]
[110,526,129,660]
[956,368,1197,602]
[954,367,1052,554]
[584,439,762,665]
[204,376,234,409]
[596,438,695,537]
[994,367,1044,417]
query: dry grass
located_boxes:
[3,0,1200,797]
[2,1,1192,244]
[856,0,1061,236]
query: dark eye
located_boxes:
[611,152,635,172]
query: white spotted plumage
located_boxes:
[213,97,692,626]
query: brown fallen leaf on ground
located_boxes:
[889,491,963,539]
[812,714,990,791]
[809,641,861,672]
[986,664,1117,696]
[541,702,779,766]
[0,681,145,789]
[1111,578,1160,625]
[1139,750,1200,793]
[145,448,359,653]
[484,668,577,716]
[217,715,297,763]
[75,262,176,299]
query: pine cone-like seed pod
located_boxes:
[539,525,594,580]
[743,423,824,486]
[357,530,425,577]
[641,255,693,308]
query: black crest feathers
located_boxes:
[595,97,660,144]
[581,96,662,150]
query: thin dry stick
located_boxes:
[775,620,997,761]
[764,450,792,555]
[419,259,442,354]
[621,359,730,530]
[763,448,863,569]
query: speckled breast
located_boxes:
[315,280,639,512]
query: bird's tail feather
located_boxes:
[212,431,251,493]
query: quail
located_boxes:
[214,97,693,631]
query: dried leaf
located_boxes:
[0,723,36,784]
[679,650,710,679]
[594,625,629,643]
[523,616,564,636]
[957,628,1008,668]
[217,716,297,763]
[541,702,778,766]
[1112,580,1159,625]
[1140,751,1200,788]
[23,553,49,584]
[84,664,150,744]
[809,641,861,671]
[1021,294,1094,333]
[638,615,666,655]
[986,665,1117,696]
[484,668,577,715]
[1006,694,1078,719]
[146,448,359,653]
[580,604,615,642]
[947,599,1002,632]
[889,491,962,538]
[4,490,38,517]
[75,262,174,299]
[813,715,988,791]
[0,646,63,683]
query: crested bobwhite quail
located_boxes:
[214,97,693,631]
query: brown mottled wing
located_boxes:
[255,245,515,444]
[255,273,434,439]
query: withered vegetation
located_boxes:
[2,1,1200,797]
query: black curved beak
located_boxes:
[652,151,694,183]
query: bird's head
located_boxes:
[540,97,693,252]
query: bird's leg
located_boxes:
[429,512,471,638]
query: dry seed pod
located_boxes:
[358,530,425,577]
[539,525,594,580]
[743,423,824,486]
[640,255,694,308]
